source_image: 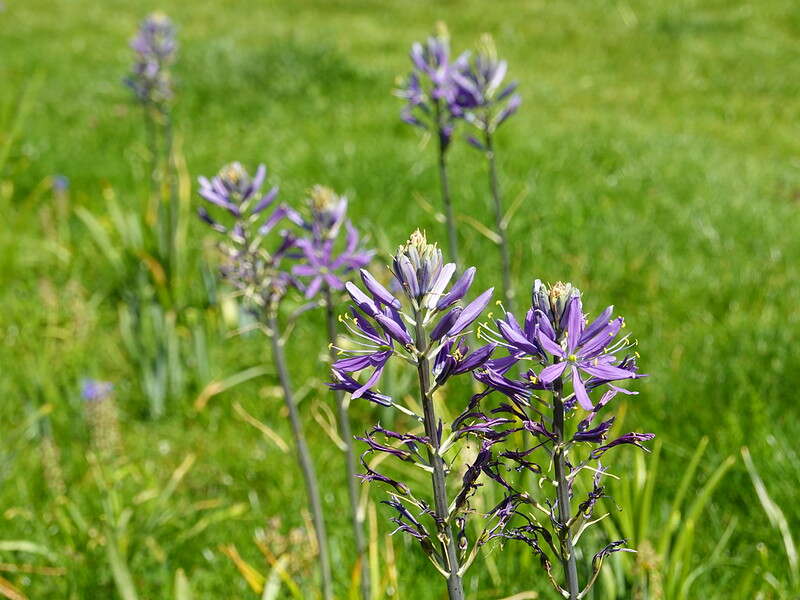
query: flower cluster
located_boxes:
[291,186,373,299]
[396,31,468,151]
[331,230,492,399]
[456,280,654,597]
[398,30,521,151]
[331,230,498,594]
[198,163,297,309]
[125,13,177,111]
[451,34,522,146]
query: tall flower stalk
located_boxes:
[452,35,522,312]
[475,280,654,598]
[198,164,333,600]
[292,186,373,600]
[397,29,466,267]
[125,13,179,293]
[331,230,499,600]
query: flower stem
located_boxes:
[483,127,513,313]
[267,310,333,600]
[162,109,179,301]
[553,378,580,599]
[435,102,459,268]
[324,284,370,600]
[413,309,464,600]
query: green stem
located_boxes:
[435,102,459,268]
[267,310,333,600]
[413,308,464,600]
[484,127,513,313]
[553,377,579,598]
[324,284,370,600]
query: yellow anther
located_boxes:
[327,343,333,349]
[487,312,494,319]
[568,354,578,362]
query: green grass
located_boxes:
[2,0,800,597]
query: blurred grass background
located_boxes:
[2,0,800,598]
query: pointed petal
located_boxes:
[448,288,493,336]
[537,361,567,385]
[572,365,593,410]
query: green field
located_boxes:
[2,0,800,598]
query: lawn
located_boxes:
[1,0,800,598]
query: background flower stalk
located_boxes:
[198,163,333,600]
[452,34,522,312]
[293,185,372,600]
[398,27,466,267]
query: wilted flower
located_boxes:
[291,186,373,299]
[125,13,177,111]
[197,162,297,308]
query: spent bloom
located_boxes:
[125,13,177,111]
[197,162,298,307]
[396,27,468,150]
[291,186,373,299]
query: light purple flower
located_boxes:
[81,379,113,402]
[450,36,522,134]
[291,187,373,299]
[396,32,468,151]
[332,230,493,399]
[125,13,176,110]
[197,162,297,306]
[534,296,638,410]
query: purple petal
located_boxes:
[580,306,614,344]
[537,361,567,385]
[437,266,476,310]
[374,313,412,346]
[454,343,496,374]
[536,327,565,358]
[572,365,593,410]
[580,363,637,382]
[353,364,387,399]
[360,269,401,309]
[566,296,584,353]
[345,281,379,317]
[252,186,279,214]
[447,288,493,336]
[430,307,462,341]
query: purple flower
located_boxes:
[327,371,393,407]
[332,231,493,398]
[533,295,638,410]
[396,31,468,151]
[197,162,297,306]
[450,36,522,133]
[433,340,495,385]
[81,379,113,402]
[291,187,373,299]
[125,13,177,110]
